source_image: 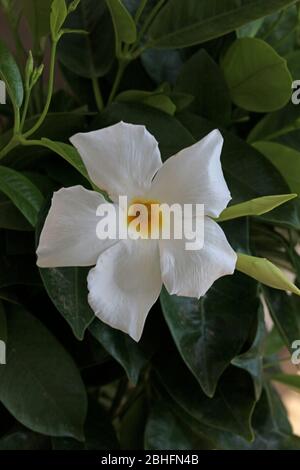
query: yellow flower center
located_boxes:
[127,198,163,238]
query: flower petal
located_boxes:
[159,217,237,298]
[88,239,162,341]
[37,186,117,267]
[149,129,231,217]
[70,122,162,201]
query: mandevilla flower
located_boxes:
[37,122,237,341]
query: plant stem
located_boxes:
[108,60,128,105]
[20,89,31,131]
[23,40,57,139]
[91,76,104,112]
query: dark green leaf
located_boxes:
[155,342,256,440]
[89,319,148,385]
[0,38,23,107]
[160,271,259,397]
[23,0,53,43]
[52,398,119,449]
[0,166,44,227]
[232,306,266,399]
[0,306,87,440]
[263,287,300,353]
[144,400,212,450]
[58,0,115,78]
[175,49,231,126]
[0,429,50,450]
[147,0,299,48]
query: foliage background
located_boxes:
[0,0,300,450]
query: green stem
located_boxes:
[0,137,18,160]
[23,40,57,139]
[108,60,128,105]
[20,89,31,131]
[91,76,104,112]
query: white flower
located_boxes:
[37,122,237,341]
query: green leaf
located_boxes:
[40,139,90,181]
[0,39,23,107]
[247,102,300,143]
[232,306,266,399]
[23,0,53,43]
[116,90,176,115]
[175,49,231,126]
[144,401,212,450]
[0,166,44,227]
[52,398,119,449]
[257,5,299,56]
[237,18,264,38]
[236,253,300,295]
[58,0,115,78]
[0,429,49,450]
[221,38,292,112]
[211,386,300,449]
[106,0,137,50]
[263,287,300,353]
[89,319,148,385]
[271,374,300,392]
[253,141,300,194]
[40,267,94,340]
[218,194,297,222]
[120,393,148,449]
[147,0,299,48]
[0,194,32,231]
[51,0,68,39]
[160,270,259,397]
[0,306,87,440]
[155,343,256,440]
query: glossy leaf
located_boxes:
[155,342,256,440]
[175,49,231,126]
[89,319,148,385]
[263,287,300,353]
[106,0,137,47]
[253,141,300,194]
[0,166,44,227]
[0,306,87,440]
[0,38,23,107]
[232,306,266,399]
[58,0,115,78]
[147,0,298,48]
[160,270,259,397]
[41,139,90,181]
[221,38,292,112]
[52,399,119,449]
